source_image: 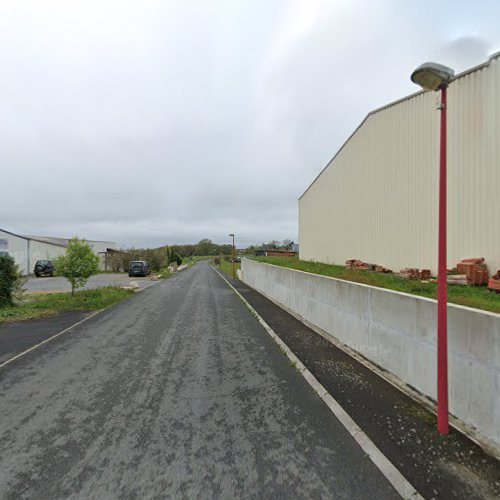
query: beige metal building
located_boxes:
[299,53,500,274]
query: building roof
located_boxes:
[26,235,115,245]
[24,236,71,246]
[0,228,68,248]
[0,228,115,248]
[299,51,500,200]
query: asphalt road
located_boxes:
[24,273,154,293]
[0,311,90,365]
[0,261,399,499]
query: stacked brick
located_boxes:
[399,268,432,280]
[345,259,371,271]
[488,270,500,292]
[345,257,493,287]
[456,258,489,286]
[345,259,391,273]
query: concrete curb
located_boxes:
[212,266,423,500]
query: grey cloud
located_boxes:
[1,0,499,247]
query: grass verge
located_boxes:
[0,286,134,324]
[158,268,172,279]
[219,259,241,277]
[189,256,213,264]
[254,257,500,314]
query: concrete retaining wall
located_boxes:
[242,258,500,449]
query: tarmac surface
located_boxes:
[0,311,90,365]
[24,273,154,293]
[228,272,500,500]
[0,261,399,499]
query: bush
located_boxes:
[213,256,221,265]
[0,255,23,307]
[54,237,100,295]
[171,253,182,266]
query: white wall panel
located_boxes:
[242,259,500,451]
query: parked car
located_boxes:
[128,260,151,277]
[34,260,55,277]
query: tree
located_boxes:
[0,255,24,307]
[196,238,214,256]
[54,238,100,295]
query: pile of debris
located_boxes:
[345,259,392,273]
[457,258,489,285]
[399,268,432,281]
[345,256,497,288]
[447,257,489,286]
[488,270,500,292]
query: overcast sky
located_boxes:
[1,1,499,248]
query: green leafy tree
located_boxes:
[196,238,215,256]
[0,255,24,307]
[54,238,100,295]
[171,253,182,266]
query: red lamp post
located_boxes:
[411,62,455,435]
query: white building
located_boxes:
[299,53,500,274]
[0,228,116,275]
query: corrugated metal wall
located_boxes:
[299,54,500,274]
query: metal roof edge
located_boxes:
[0,228,68,248]
[1,228,116,249]
[298,52,499,201]
[26,236,68,248]
[0,227,30,241]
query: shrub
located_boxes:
[54,237,100,295]
[171,253,182,266]
[0,255,23,307]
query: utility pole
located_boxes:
[229,233,235,279]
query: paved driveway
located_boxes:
[24,272,154,293]
[0,261,398,499]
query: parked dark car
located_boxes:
[34,260,55,277]
[128,260,151,277]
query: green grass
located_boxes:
[219,259,241,277]
[158,267,172,279]
[0,286,134,323]
[255,256,500,314]
[189,256,213,264]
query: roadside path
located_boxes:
[226,270,500,499]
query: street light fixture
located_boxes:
[411,62,455,91]
[229,233,235,279]
[411,61,455,435]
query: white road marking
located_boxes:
[0,280,160,370]
[0,310,103,370]
[211,266,423,500]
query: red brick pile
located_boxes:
[345,260,391,273]
[374,265,392,273]
[399,268,432,280]
[447,275,468,285]
[345,259,371,271]
[488,270,500,292]
[456,258,489,286]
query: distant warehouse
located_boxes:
[0,227,117,275]
[299,53,500,274]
